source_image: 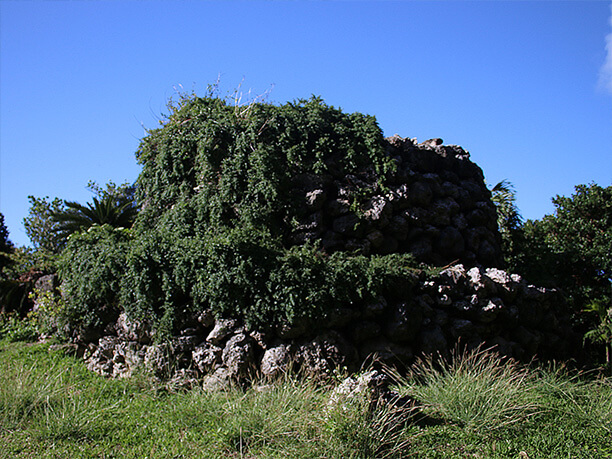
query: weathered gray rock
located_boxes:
[419,325,447,355]
[384,302,422,343]
[144,344,171,377]
[326,307,361,328]
[172,335,201,353]
[366,230,385,248]
[306,189,327,211]
[222,333,254,377]
[333,214,362,236]
[167,369,199,390]
[276,320,309,340]
[350,321,382,343]
[197,309,215,328]
[358,339,413,364]
[363,196,392,226]
[362,297,388,318]
[467,267,497,296]
[116,313,151,344]
[326,198,350,217]
[192,343,223,373]
[409,182,433,207]
[201,367,231,392]
[439,264,467,285]
[478,298,504,323]
[327,370,390,410]
[207,319,239,344]
[436,226,465,259]
[112,341,144,378]
[296,332,357,376]
[260,344,292,377]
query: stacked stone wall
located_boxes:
[77,136,578,386]
[83,265,578,387]
[289,135,503,267]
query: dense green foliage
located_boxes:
[0,213,30,316]
[58,225,132,335]
[62,221,417,336]
[0,213,13,272]
[23,196,66,255]
[52,182,137,242]
[495,183,612,365]
[23,182,136,260]
[490,180,524,270]
[135,93,394,235]
[517,184,611,308]
[53,94,417,336]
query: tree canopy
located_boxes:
[520,183,611,308]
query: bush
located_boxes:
[0,313,39,342]
[58,225,132,335]
[54,92,418,340]
[120,224,419,336]
[135,93,394,236]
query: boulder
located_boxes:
[260,344,292,377]
[222,333,254,377]
[192,343,223,373]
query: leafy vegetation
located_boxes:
[0,213,33,316]
[518,184,611,305]
[135,91,394,235]
[23,196,66,257]
[42,93,418,337]
[490,180,524,270]
[58,225,132,337]
[51,182,137,242]
[1,340,610,458]
[491,182,612,366]
[0,213,13,272]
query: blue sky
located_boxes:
[1,0,611,247]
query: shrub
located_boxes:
[0,313,39,342]
[120,223,419,336]
[135,93,394,236]
[55,92,419,340]
[58,225,132,335]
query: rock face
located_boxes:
[288,135,503,267]
[82,264,578,386]
[79,137,578,386]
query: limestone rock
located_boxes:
[260,344,292,377]
[384,302,422,343]
[222,333,254,377]
[202,367,231,392]
[207,318,239,345]
[296,332,357,376]
[192,343,223,373]
[116,313,151,344]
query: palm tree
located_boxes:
[491,180,522,234]
[490,180,524,269]
[52,191,137,240]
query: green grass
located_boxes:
[1,340,611,458]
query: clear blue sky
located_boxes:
[1,0,611,247]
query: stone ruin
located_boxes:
[289,135,503,268]
[74,136,578,387]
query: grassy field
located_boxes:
[1,340,611,458]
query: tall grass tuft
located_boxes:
[397,344,539,432]
[536,363,612,434]
[322,377,417,458]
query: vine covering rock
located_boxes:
[52,93,577,383]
